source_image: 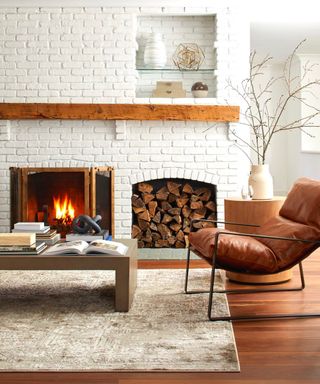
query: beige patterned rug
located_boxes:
[0,268,239,372]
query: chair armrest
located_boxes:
[214,230,320,245]
[190,218,260,232]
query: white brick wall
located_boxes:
[0,7,136,103]
[0,120,241,235]
[0,3,250,236]
[0,4,248,103]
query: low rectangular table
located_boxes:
[0,239,137,312]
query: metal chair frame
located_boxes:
[185,219,320,322]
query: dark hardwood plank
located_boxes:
[0,103,239,122]
[0,249,319,383]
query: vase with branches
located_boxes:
[228,40,320,198]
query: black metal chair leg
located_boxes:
[184,246,211,295]
[184,246,191,293]
[185,245,320,322]
[208,263,320,322]
[208,262,216,319]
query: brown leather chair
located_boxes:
[185,177,320,321]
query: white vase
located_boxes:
[143,33,167,68]
[248,164,273,200]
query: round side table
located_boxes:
[224,196,292,284]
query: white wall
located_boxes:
[264,62,290,195]
[286,54,320,187]
[252,54,320,194]
[0,3,250,235]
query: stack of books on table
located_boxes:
[12,222,60,245]
[0,233,47,255]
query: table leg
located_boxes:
[115,258,137,312]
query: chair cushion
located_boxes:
[256,216,320,270]
[189,228,279,274]
[280,177,320,229]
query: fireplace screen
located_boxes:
[10,167,114,237]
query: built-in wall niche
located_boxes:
[132,178,217,248]
[135,15,217,98]
[10,167,114,237]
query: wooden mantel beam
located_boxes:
[0,103,239,122]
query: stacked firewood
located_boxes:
[132,181,216,248]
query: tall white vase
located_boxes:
[143,33,167,68]
[248,164,274,200]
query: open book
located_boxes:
[43,240,128,256]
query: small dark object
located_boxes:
[191,82,208,91]
[72,214,102,234]
[36,204,49,225]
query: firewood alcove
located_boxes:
[10,167,114,237]
[131,179,217,248]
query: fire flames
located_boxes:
[53,195,75,225]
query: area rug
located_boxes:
[0,268,239,372]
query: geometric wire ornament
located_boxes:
[172,43,205,71]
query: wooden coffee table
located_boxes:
[0,239,137,312]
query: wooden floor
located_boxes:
[1,249,320,384]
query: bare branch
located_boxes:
[227,39,320,164]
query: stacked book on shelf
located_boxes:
[0,233,47,255]
[12,222,60,245]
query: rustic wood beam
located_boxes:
[0,103,239,122]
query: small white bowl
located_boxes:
[192,90,208,98]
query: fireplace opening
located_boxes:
[132,178,217,248]
[10,167,115,237]
[27,171,84,229]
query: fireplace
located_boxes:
[10,167,115,237]
[132,178,217,248]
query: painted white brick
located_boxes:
[0,121,10,141]
[157,169,164,179]
[0,5,248,235]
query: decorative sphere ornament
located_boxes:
[191,82,208,98]
[172,43,205,71]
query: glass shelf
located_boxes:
[136,67,216,73]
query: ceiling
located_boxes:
[247,0,320,60]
